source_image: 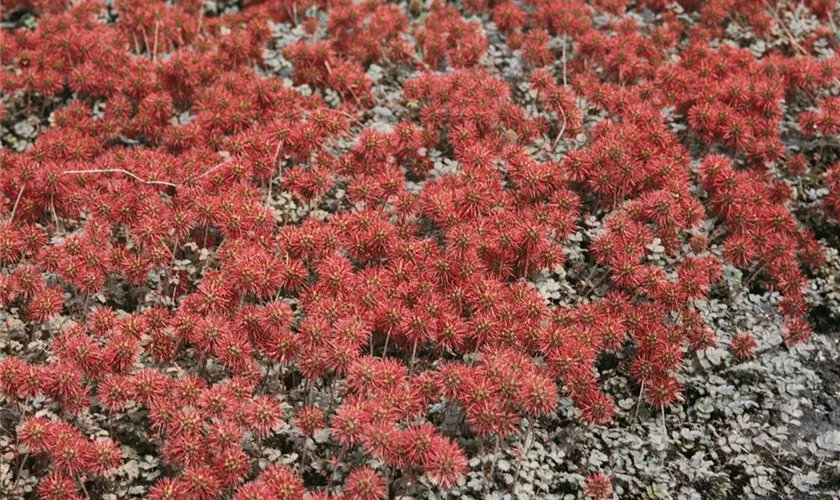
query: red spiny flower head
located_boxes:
[49,434,92,476]
[423,435,467,489]
[173,375,207,407]
[162,432,207,469]
[86,438,123,474]
[261,464,306,499]
[42,362,86,410]
[344,466,387,500]
[212,447,250,487]
[147,478,186,500]
[645,375,682,409]
[181,466,222,500]
[26,285,65,323]
[171,407,206,438]
[98,374,134,411]
[234,481,273,500]
[296,406,326,437]
[131,369,171,406]
[346,356,383,395]
[19,417,54,454]
[0,233,22,272]
[38,472,82,500]
[730,332,757,360]
[519,371,560,417]
[784,318,813,347]
[103,333,141,373]
[331,400,370,447]
[396,422,436,467]
[0,275,16,307]
[247,396,284,438]
[360,422,397,462]
[583,472,614,500]
[0,358,29,399]
[576,390,616,425]
[11,264,44,300]
[88,306,118,336]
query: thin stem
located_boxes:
[440,399,453,432]
[141,26,150,56]
[81,293,90,321]
[64,158,230,189]
[273,139,285,170]
[50,194,61,234]
[487,436,501,480]
[197,7,204,37]
[12,451,28,494]
[261,363,274,392]
[78,476,92,499]
[562,32,568,87]
[510,418,535,491]
[63,169,177,187]
[8,185,25,223]
[196,158,231,180]
[551,105,568,153]
[744,263,766,286]
[709,224,727,244]
[326,445,348,491]
[304,378,312,406]
[409,339,419,378]
[333,109,365,128]
[582,268,610,298]
[764,1,807,55]
[165,238,179,300]
[171,272,180,304]
[300,440,309,472]
[327,377,338,415]
[527,89,541,119]
[201,226,210,253]
[152,21,160,62]
[107,408,115,438]
[633,380,645,423]
[457,408,467,431]
[257,435,264,461]
[661,406,667,436]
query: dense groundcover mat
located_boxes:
[2,0,840,498]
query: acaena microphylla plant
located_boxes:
[700,155,821,335]
[414,1,489,69]
[799,96,840,138]
[14,416,122,499]
[1,0,836,497]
